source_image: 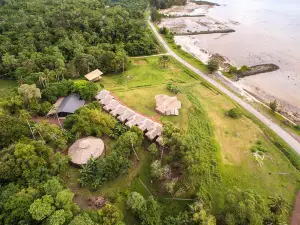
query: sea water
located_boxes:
[195,0,300,107]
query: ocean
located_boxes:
[181,0,300,108]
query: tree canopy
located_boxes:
[0,0,159,84]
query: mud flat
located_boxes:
[159,16,233,34]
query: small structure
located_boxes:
[47,93,85,117]
[84,69,103,82]
[155,94,181,116]
[68,137,104,165]
[88,196,107,209]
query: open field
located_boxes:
[60,56,300,222]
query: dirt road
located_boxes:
[148,17,300,155]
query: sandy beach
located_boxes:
[159,0,300,123]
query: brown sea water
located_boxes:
[179,0,300,107]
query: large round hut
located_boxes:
[68,137,104,166]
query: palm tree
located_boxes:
[268,195,290,215]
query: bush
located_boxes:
[227,108,242,119]
[238,65,250,74]
[269,100,278,112]
[295,125,300,131]
[149,143,159,157]
[159,27,169,35]
[251,145,268,154]
[207,59,219,73]
[166,83,180,94]
[229,65,238,74]
[158,55,171,68]
[151,7,162,22]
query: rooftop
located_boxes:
[68,137,105,165]
[155,94,181,116]
[57,93,85,114]
[84,69,103,81]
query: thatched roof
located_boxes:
[68,137,104,165]
[95,90,164,143]
[155,94,181,116]
[84,69,103,82]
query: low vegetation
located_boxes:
[270,100,278,112]
[207,59,219,73]
[166,83,180,94]
[227,107,243,119]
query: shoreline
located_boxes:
[158,0,300,124]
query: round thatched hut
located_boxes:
[68,137,104,166]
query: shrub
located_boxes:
[238,65,250,74]
[256,139,263,145]
[251,145,268,154]
[158,55,171,68]
[207,59,219,73]
[159,27,169,35]
[227,108,242,119]
[166,83,180,94]
[149,143,159,157]
[295,125,300,131]
[229,65,238,74]
[269,100,278,112]
[110,123,129,139]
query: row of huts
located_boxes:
[95,90,164,145]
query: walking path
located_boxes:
[148,17,300,155]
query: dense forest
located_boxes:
[0,0,159,84]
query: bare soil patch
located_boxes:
[292,192,300,225]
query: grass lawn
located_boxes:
[0,79,17,98]
[62,56,300,223]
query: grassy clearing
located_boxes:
[187,84,300,216]
[61,56,300,222]
[0,79,17,98]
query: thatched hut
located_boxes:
[84,69,103,82]
[68,137,104,166]
[155,94,181,116]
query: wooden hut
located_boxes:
[84,69,103,82]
